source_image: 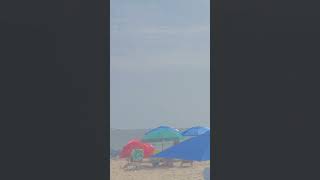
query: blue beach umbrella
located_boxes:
[182,126,210,136]
[152,130,210,161]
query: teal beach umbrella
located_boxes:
[142,126,184,150]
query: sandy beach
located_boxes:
[110,159,210,180]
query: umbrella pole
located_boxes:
[161,140,163,151]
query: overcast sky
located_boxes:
[111,0,210,129]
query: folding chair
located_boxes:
[180,160,194,167]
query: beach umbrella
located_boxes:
[182,126,210,136]
[142,126,184,150]
[144,126,180,135]
[152,130,210,161]
[110,148,120,158]
[143,126,183,141]
[119,139,155,158]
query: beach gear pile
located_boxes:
[119,125,211,162]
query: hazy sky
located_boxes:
[111,0,210,129]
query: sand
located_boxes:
[110,159,210,180]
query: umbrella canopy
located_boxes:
[119,139,155,158]
[142,126,183,142]
[110,148,120,158]
[144,126,179,135]
[182,126,210,136]
[152,130,210,161]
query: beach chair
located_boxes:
[180,160,194,167]
[162,159,175,167]
[150,158,161,167]
[122,149,144,170]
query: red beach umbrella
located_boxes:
[142,143,155,157]
[119,139,155,158]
